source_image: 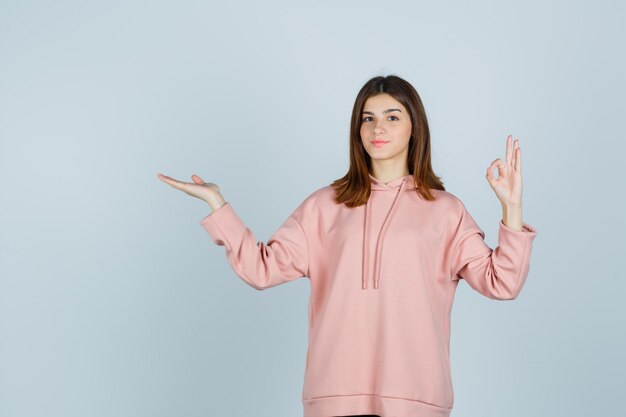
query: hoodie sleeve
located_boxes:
[449,202,538,300]
[199,202,310,290]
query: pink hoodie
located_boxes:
[199,173,538,417]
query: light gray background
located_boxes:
[1,1,624,416]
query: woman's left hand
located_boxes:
[486,135,523,207]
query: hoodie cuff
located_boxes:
[499,219,537,235]
[198,202,245,247]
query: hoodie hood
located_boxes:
[363,173,417,289]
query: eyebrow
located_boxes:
[361,108,402,115]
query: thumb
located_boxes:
[191,174,205,184]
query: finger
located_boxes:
[489,158,506,179]
[515,147,521,173]
[505,135,513,168]
[191,174,205,184]
[157,173,175,183]
[486,165,496,186]
[159,174,188,190]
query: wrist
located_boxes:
[502,202,522,210]
[501,203,523,231]
[206,194,227,211]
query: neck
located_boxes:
[370,167,410,184]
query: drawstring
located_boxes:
[361,195,372,289]
[361,178,407,289]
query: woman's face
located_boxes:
[360,93,412,167]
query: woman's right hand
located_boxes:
[157,173,226,210]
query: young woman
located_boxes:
[158,75,538,417]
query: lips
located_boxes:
[371,140,389,147]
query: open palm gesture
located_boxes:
[157,173,220,202]
[486,135,523,207]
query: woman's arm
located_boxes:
[449,135,538,299]
[449,205,537,300]
[502,203,523,231]
[199,202,310,290]
[158,172,309,290]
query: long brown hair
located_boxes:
[330,74,445,207]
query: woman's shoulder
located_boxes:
[289,185,336,220]
[420,188,471,223]
[299,185,337,208]
[423,188,465,208]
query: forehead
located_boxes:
[362,93,405,112]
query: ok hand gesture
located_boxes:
[486,135,523,207]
